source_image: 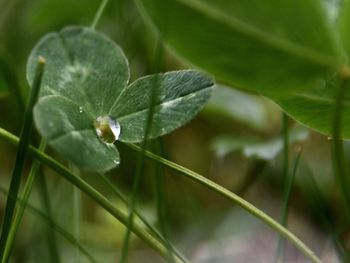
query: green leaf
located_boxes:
[27,26,213,172]
[137,0,350,138]
[113,70,213,142]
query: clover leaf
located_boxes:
[26,26,214,172]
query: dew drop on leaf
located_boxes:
[94,115,121,144]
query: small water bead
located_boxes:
[94,115,121,144]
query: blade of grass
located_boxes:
[0,185,96,263]
[274,149,301,263]
[153,139,175,263]
[302,167,349,262]
[0,57,45,261]
[332,68,350,220]
[69,163,81,262]
[36,170,60,263]
[273,113,290,263]
[0,127,184,263]
[97,173,188,262]
[120,37,163,263]
[236,158,267,196]
[0,127,322,262]
[91,0,110,29]
[2,140,48,262]
[120,142,322,263]
[120,151,147,263]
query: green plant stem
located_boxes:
[120,142,322,263]
[274,150,301,263]
[154,140,175,263]
[0,127,183,263]
[236,159,267,196]
[97,173,188,263]
[0,127,322,263]
[273,113,290,263]
[2,140,47,262]
[36,171,60,263]
[120,154,146,263]
[69,163,81,263]
[90,0,109,29]
[0,57,45,261]
[303,170,349,263]
[0,185,96,263]
[332,71,350,220]
[120,37,163,263]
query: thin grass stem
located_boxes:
[69,163,81,262]
[274,150,301,263]
[2,140,47,262]
[0,185,96,263]
[154,140,175,263]
[0,57,45,262]
[0,127,322,262]
[97,173,188,262]
[36,170,60,263]
[120,37,163,263]
[90,0,109,29]
[0,127,184,263]
[332,68,350,219]
[120,142,322,263]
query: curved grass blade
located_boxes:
[120,142,322,263]
[0,127,322,263]
[97,173,188,263]
[0,127,184,263]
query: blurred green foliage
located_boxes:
[0,0,348,262]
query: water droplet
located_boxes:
[79,106,83,113]
[113,159,120,165]
[94,115,121,144]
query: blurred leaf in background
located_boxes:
[137,0,350,138]
[212,125,309,160]
[205,85,281,134]
[0,0,347,262]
